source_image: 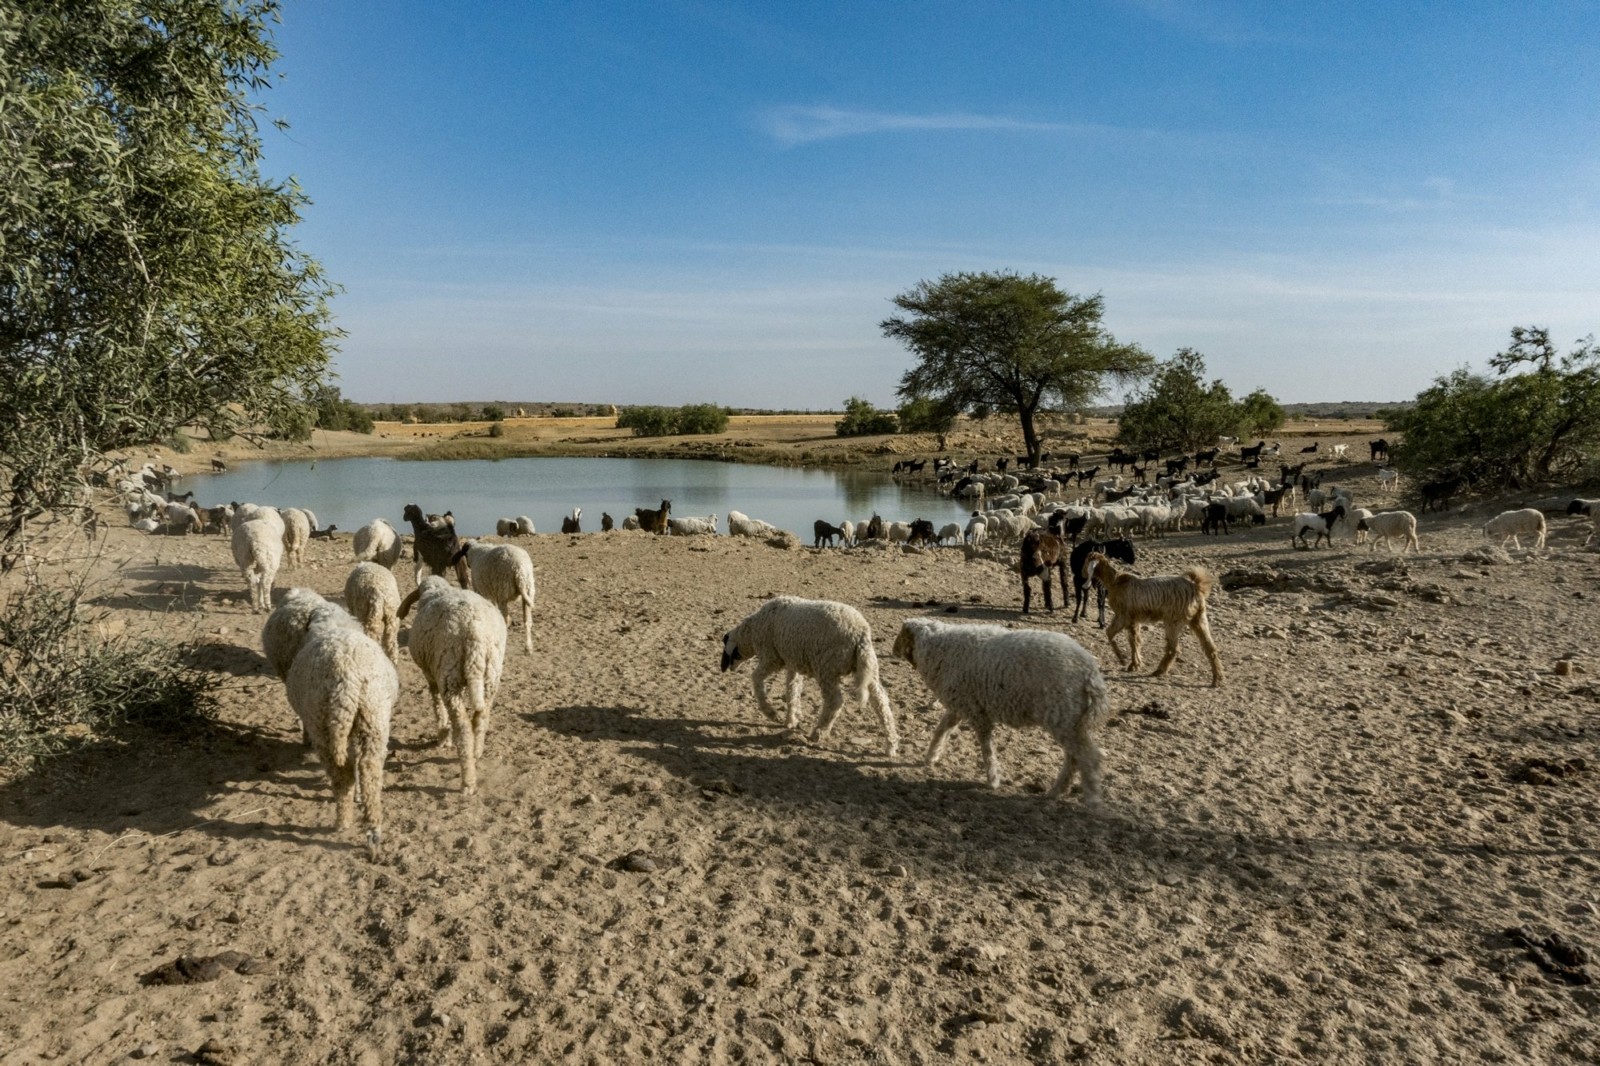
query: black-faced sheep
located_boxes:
[719,596,898,755]
[893,618,1110,801]
[1083,552,1224,686]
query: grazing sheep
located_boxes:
[837,520,857,546]
[495,518,518,537]
[402,503,471,587]
[621,514,641,530]
[892,618,1110,801]
[448,539,537,654]
[1483,508,1546,550]
[719,596,898,755]
[352,518,404,569]
[1355,510,1420,553]
[964,513,987,546]
[344,562,402,663]
[515,515,535,536]
[1376,467,1400,494]
[937,522,962,546]
[561,507,582,534]
[635,500,672,535]
[280,507,312,568]
[398,577,508,794]
[283,617,398,843]
[668,514,719,536]
[232,516,284,612]
[727,509,778,538]
[1082,552,1223,686]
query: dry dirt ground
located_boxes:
[3,449,1599,1064]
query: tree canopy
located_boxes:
[1389,327,1600,489]
[0,0,338,540]
[883,272,1151,464]
[1116,349,1244,453]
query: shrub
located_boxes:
[616,406,677,437]
[615,404,728,437]
[897,396,959,434]
[482,404,506,421]
[835,397,898,437]
[488,422,505,438]
[675,403,729,435]
[0,585,218,769]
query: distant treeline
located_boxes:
[1086,401,1414,421]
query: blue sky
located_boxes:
[263,1,1600,407]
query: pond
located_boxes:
[192,456,974,540]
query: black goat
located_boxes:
[1239,440,1267,462]
[1299,442,1319,454]
[1070,537,1136,626]
[814,519,845,547]
[1200,502,1230,536]
[907,518,937,546]
[401,503,470,587]
[601,512,614,531]
[1369,438,1390,462]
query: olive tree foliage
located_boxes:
[1115,349,1244,453]
[0,0,338,546]
[883,272,1152,466]
[1388,327,1600,489]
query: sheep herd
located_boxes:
[103,444,1600,849]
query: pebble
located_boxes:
[130,1045,159,1060]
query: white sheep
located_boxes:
[1483,508,1546,550]
[719,596,898,755]
[937,522,962,546]
[280,507,312,568]
[283,616,398,843]
[344,562,402,662]
[964,514,987,546]
[727,510,779,538]
[262,587,354,745]
[838,520,857,546]
[515,515,535,536]
[449,539,536,654]
[892,618,1110,801]
[668,514,719,536]
[352,518,403,569]
[495,518,518,537]
[1355,510,1420,553]
[398,577,508,794]
[886,520,912,544]
[232,516,284,612]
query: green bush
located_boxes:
[616,406,677,437]
[897,396,959,434]
[675,403,730,435]
[615,404,728,437]
[835,397,898,437]
[0,586,218,769]
[481,404,506,422]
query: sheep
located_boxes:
[1356,510,1420,553]
[232,515,284,612]
[448,539,537,654]
[1568,499,1600,548]
[727,509,778,538]
[282,616,398,843]
[309,524,338,540]
[892,618,1110,801]
[964,513,987,545]
[352,518,404,569]
[635,499,672,534]
[495,518,518,537]
[280,507,312,568]
[1020,529,1069,613]
[261,587,353,746]
[1376,467,1400,494]
[1291,505,1347,549]
[937,522,962,546]
[621,514,641,530]
[161,500,201,534]
[886,520,912,545]
[813,519,845,547]
[1082,552,1223,686]
[837,520,857,546]
[344,562,402,662]
[561,507,582,534]
[1483,508,1546,550]
[1069,537,1136,627]
[719,596,898,755]
[231,502,284,536]
[402,503,471,587]
[669,514,719,536]
[398,577,508,794]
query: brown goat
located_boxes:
[634,499,671,535]
[1082,552,1223,686]
[1020,529,1069,613]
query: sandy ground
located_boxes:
[5,444,1600,1064]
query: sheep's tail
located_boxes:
[848,631,878,703]
[1079,663,1112,734]
[1184,565,1214,600]
[325,674,364,769]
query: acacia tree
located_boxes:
[1115,349,1242,453]
[1236,388,1286,438]
[0,0,337,546]
[1389,327,1600,488]
[882,272,1151,465]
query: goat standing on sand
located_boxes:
[1082,552,1224,686]
[1020,529,1069,613]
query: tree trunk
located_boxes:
[1018,406,1041,469]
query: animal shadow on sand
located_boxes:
[0,717,369,852]
[528,704,1560,899]
[85,561,225,612]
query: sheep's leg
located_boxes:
[1190,610,1225,687]
[521,601,533,655]
[977,724,1002,789]
[1152,620,1182,676]
[449,697,477,795]
[1046,741,1078,800]
[428,684,451,747]
[866,680,900,758]
[329,760,356,830]
[810,677,846,745]
[356,725,386,840]
[783,671,805,730]
[924,705,963,767]
[750,661,785,724]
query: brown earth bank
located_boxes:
[4,455,1599,1064]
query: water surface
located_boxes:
[194,456,972,539]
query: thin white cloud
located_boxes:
[760,105,1073,146]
